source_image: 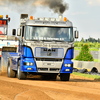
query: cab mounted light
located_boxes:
[6,15,8,18]
[63,17,67,22]
[30,16,34,20]
[8,18,11,22]
[0,15,3,19]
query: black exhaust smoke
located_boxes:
[33,0,69,14]
[0,0,69,14]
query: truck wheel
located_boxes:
[17,66,27,80]
[7,62,16,78]
[60,73,70,81]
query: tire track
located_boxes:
[0,73,100,100]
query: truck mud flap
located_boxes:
[0,52,11,72]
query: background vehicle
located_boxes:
[0,15,18,72]
[7,14,78,81]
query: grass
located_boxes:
[74,47,99,51]
[74,47,81,50]
[73,59,100,62]
[89,48,99,51]
[72,72,100,80]
[93,59,100,62]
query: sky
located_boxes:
[0,0,100,40]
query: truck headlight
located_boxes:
[65,64,71,67]
[24,62,34,66]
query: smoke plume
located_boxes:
[33,0,69,14]
[0,0,69,14]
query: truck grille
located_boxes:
[34,47,64,58]
[38,68,60,72]
[36,58,62,61]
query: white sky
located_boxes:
[0,0,100,40]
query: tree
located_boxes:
[98,38,100,43]
[75,44,94,61]
[81,37,84,42]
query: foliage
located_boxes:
[74,47,99,51]
[74,37,100,49]
[74,41,100,50]
[75,44,94,61]
[78,37,100,43]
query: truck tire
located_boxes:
[17,65,27,80]
[7,62,16,78]
[60,73,70,81]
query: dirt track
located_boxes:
[0,73,100,100]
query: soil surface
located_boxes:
[0,72,100,100]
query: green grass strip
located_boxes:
[74,47,99,51]
[94,59,100,62]
[72,72,100,80]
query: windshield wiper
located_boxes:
[53,40,65,42]
[40,40,52,42]
[41,40,66,42]
[27,39,66,42]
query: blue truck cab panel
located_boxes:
[20,46,74,73]
[60,48,74,73]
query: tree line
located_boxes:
[79,37,100,43]
[75,37,100,48]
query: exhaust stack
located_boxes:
[59,14,63,21]
[20,14,28,26]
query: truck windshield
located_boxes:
[24,26,74,42]
[0,27,7,35]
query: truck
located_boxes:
[7,14,78,81]
[0,15,18,72]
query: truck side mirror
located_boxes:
[74,30,79,39]
[17,28,21,36]
[12,29,16,35]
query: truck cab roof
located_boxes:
[25,19,73,27]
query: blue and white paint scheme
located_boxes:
[7,14,78,81]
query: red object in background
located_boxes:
[0,31,3,34]
[0,20,7,25]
